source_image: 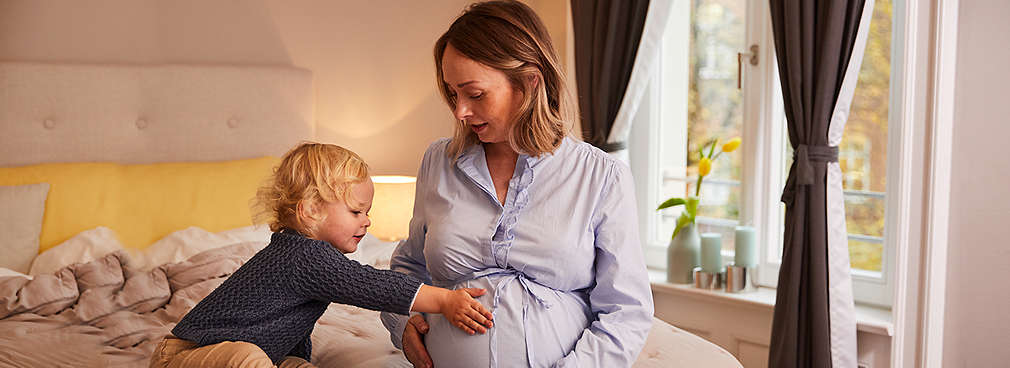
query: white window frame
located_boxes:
[632,0,911,308]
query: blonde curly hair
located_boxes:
[254,142,370,236]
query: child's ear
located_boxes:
[297,200,319,226]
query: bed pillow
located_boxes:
[138,225,271,270]
[29,227,124,276]
[29,225,274,273]
[0,157,277,252]
[139,226,392,269]
[0,183,50,273]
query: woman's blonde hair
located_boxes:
[254,142,370,236]
[435,0,576,159]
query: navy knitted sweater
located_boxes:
[171,229,422,363]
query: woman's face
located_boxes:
[441,44,524,145]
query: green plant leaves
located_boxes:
[656,197,686,210]
[672,212,692,239]
[666,196,701,239]
[685,196,699,216]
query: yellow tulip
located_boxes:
[698,157,712,177]
[722,137,742,153]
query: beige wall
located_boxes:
[529,0,579,138]
[0,0,571,175]
[943,0,1010,366]
[0,0,293,65]
[261,0,470,175]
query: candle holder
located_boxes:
[724,263,759,293]
[693,267,723,290]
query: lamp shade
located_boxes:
[368,175,416,241]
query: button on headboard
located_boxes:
[0,63,314,166]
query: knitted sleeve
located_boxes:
[290,241,423,315]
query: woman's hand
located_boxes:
[440,288,494,335]
[403,315,433,368]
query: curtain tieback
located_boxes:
[780,144,839,207]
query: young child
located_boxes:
[150,143,494,368]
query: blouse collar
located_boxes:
[454,137,569,173]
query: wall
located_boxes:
[652,287,775,368]
[652,286,891,368]
[942,0,1010,366]
[260,0,469,175]
[0,0,572,175]
[0,0,292,65]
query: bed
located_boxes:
[0,62,741,367]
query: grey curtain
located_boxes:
[571,0,650,153]
[768,0,868,367]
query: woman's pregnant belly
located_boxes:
[424,275,592,368]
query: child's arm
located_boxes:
[289,239,494,334]
[411,285,495,335]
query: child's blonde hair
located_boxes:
[254,142,370,236]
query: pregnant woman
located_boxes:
[381,1,653,367]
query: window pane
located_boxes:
[688,0,745,225]
[843,0,891,272]
[657,0,747,252]
[848,239,883,272]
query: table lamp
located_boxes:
[368,175,416,241]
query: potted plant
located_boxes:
[657,137,741,283]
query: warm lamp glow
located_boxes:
[369,175,416,241]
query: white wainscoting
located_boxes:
[650,279,892,368]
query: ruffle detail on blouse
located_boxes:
[490,155,536,269]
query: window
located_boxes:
[631,0,903,307]
[843,0,894,276]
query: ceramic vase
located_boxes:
[667,222,701,284]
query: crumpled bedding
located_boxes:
[0,242,410,368]
[0,239,740,368]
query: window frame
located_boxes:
[632,0,909,308]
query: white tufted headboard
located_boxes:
[0,63,314,166]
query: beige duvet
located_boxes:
[0,243,410,368]
[0,242,740,367]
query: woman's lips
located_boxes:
[471,123,488,134]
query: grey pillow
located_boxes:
[0,183,50,273]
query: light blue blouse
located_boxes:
[381,137,654,368]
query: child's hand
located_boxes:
[441,288,494,335]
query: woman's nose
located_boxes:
[454,101,472,121]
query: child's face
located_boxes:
[314,179,374,253]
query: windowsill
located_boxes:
[648,270,893,337]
